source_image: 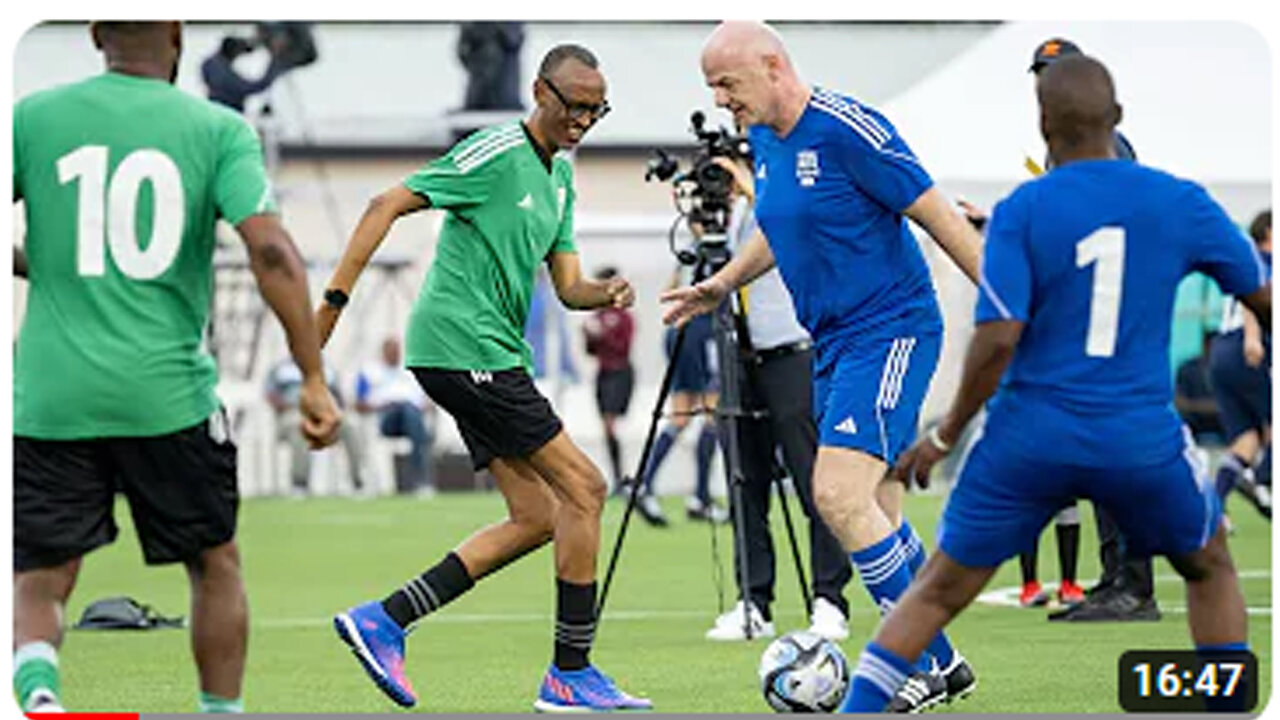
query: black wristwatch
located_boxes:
[324,288,349,309]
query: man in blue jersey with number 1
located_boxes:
[841,54,1270,712]
[663,21,985,712]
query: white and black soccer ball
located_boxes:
[758,630,850,713]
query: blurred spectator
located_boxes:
[1174,333,1224,444]
[201,35,283,114]
[634,263,724,527]
[266,358,369,496]
[526,267,580,386]
[356,337,436,496]
[1208,208,1272,519]
[457,22,525,111]
[582,266,636,492]
[452,22,525,141]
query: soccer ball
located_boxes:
[758,630,850,712]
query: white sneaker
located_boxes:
[25,688,65,713]
[807,596,849,641]
[705,600,775,641]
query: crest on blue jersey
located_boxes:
[796,149,820,187]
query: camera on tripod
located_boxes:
[645,111,751,261]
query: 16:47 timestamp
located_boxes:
[1118,650,1257,712]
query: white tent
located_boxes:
[880,21,1272,423]
[881,20,1271,214]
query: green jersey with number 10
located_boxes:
[13,71,276,439]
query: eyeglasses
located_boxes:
[541,76,611,123]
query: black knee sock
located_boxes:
[1019,538,1039,584]
[382,552,475,629]
[605,433,622,485]
[1056,522,1081,583]
[554,579,597,671]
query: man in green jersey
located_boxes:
[12,22,341,713]
[321,44,650,712]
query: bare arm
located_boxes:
[1240,284,1272,333]
[237,213,341,447]
[1242,302,1266,367]
[547,251,635,310]
[893,320,1023,488]
[904,186,983,285]
[317,185,428,345]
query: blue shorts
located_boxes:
[938,424,1220,568]
[812,331,940,464]
[665,316,717,394]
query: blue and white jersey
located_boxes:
[748,87,942,372]
[978,159,1267,466]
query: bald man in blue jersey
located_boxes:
[663,21,985,712]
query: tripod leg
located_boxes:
[773,472,814,617]
[595,320,691,619]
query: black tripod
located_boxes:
[596,235,812,639]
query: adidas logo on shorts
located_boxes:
[469,371,494,384]
[834,416,858,435]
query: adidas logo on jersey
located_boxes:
[517,193,534,210]
[834,416,858,435]
[756,163,767,180]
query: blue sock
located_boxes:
[851,533,957,673]
[896,520,926,577]
[642,426,677,494]
[1216,454,1245,500]
[841,642,915,712]
[895,520,958,671]
[850,534,930,673]
[694,425,718,505]
[1196,643,1250,711]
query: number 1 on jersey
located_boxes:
[57,145,185,280]
[1075,227,1126,358]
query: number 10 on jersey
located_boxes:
[58,145,185,281]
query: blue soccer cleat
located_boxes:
[534,664,653,713]
[334,601,417,708]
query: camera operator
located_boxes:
[201,23,318,115]
[700,151,853,642]
[201,35,283,114]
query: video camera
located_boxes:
[255,22,319,72]
[645,111,751,262]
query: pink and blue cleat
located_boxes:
[334,601,417,708]
[534,664,653,713]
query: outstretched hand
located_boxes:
[659,278,728,326]
[891,432,950,490]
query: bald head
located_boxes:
[702,21,791,67]
[701,21,806,132]
[1037,54,1122,160]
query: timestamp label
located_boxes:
[1118,650,1257,712]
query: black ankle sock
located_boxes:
[605,434,622,485]
[1019,537,1039,584]
[382,552,475,628]
[1056,522,1081,583]
[554,579,597,671]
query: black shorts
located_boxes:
[14,409,239,572]
[412,368,563,470]
[596,366,635,416]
